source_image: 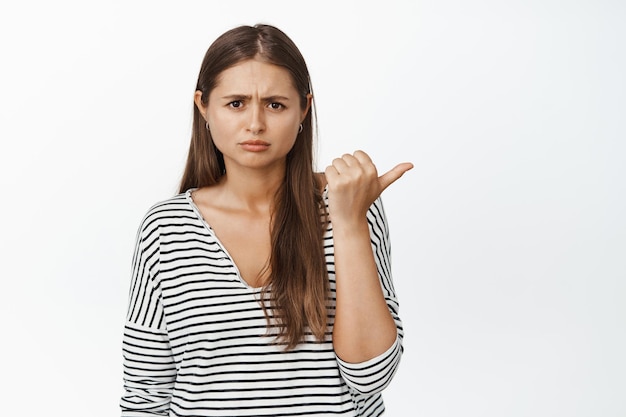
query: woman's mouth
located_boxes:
[239,140,270,152]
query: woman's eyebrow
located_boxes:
[262,95,291,102]
[221,94,251,101]
[220,94,291,101]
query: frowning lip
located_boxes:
[239,139,270,146]
[239,139,270,152]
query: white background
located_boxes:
[1,1,624,416]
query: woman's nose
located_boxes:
[248,104,266,135]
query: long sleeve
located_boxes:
[335,197,404,395]
[120,215,176,416]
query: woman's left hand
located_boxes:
[324,150,413,224]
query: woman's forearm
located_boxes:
[331,218,398,363]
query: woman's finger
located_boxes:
[352,150,373,166]
[331,157,350,174]
[378,162,414,192]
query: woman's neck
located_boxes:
[216,166,285,213]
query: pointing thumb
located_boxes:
[378,162,414,192]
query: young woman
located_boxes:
[121,24,412,417]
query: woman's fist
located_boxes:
[324,150,413,223]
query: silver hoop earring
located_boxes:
[205,121,210,131]
[298,124,303,134]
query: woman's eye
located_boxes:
[229,101,243,108]
[269,102,283,110]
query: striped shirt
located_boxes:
[121,189,403,416]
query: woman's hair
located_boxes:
[179,24,328,349]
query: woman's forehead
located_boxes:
[213,59,297,94]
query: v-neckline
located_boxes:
[185,189,265,290]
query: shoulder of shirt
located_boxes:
[136,191,195,233]
[145,191,190,213]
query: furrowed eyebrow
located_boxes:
[220,94,291,102]
[221,94,251,101]
[262,95,291,102]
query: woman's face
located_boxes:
[196,58,311,174]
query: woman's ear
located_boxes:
[194,91,208,121]
[301,93,313,122]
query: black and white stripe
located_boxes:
[121,190,403,416]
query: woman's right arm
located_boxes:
[120,215,176,416]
